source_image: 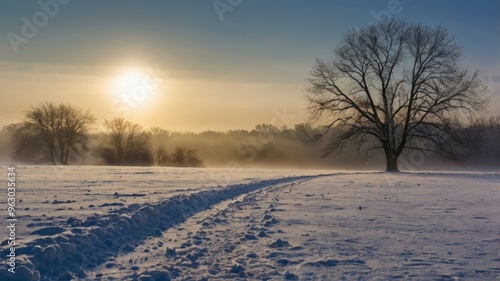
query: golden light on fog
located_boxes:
[112,68,146,97]
[115,68,145,93]
[110,67,162,111]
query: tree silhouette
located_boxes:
[154,146,203,167]
[11,102,95,164]
[306,19,488,171]
[101,117,153,165]
[10,102,95,165]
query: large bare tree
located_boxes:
[306,19,488,171]
[11,102,95,164]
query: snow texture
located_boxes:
[0,166,499,280]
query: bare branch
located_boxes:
[305,19,489,171]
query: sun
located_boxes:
[110,67,162,110]
[113,68,147,96]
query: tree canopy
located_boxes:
[11,102,95,164]
[306,19,488,171]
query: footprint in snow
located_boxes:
[268,238,291,248]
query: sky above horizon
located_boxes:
[1,0,499,132]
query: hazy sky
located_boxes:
[1,0,499,132]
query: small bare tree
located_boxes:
[154,147,170,166]
[11,102,95,164]
[306,19,488,171]
[101,117,153,165]
[170,147,203,167]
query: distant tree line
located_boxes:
[3,102,203,167]
[0,101,499,170]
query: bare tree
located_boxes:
[101,117,153,165]
[168,147,203,167]
[306,19,488,171]
[154,146,170,166]
[11,102,95,164]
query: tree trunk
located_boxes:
[385,155,399,172]
[384,145,399,172]
[49,146,56,165]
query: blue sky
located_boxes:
[0,0,499,131]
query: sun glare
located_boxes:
[113,68,146,96]
[110,67,162,111]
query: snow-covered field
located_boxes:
[0,166,499,280]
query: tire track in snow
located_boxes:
[0,174,332,280]
[91,173,327,280]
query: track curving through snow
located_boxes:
[0,174,332,280]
